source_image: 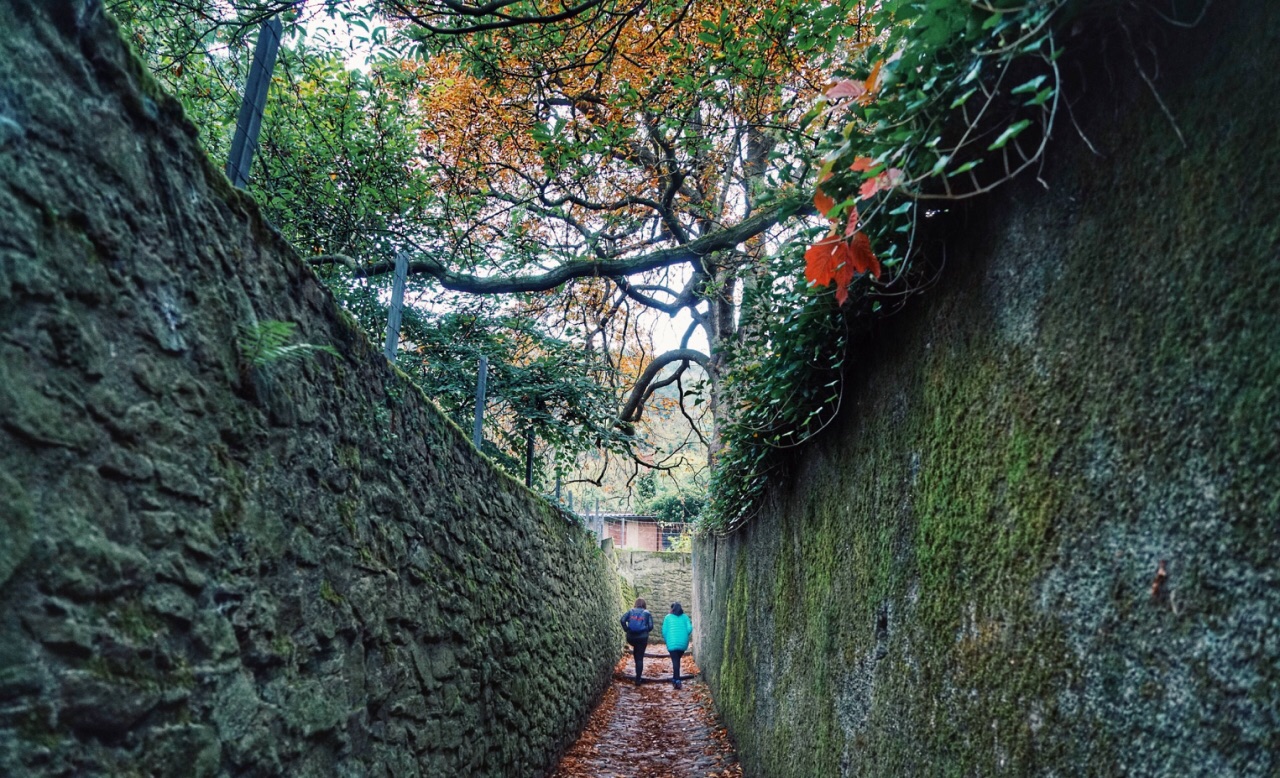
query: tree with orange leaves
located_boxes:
[340,0,875,465]
[115,0,878,491]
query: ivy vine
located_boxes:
[704,0,1069,533]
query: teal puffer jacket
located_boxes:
[661,612,693,651]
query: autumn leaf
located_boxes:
[813,169,835,217]
[804,229,881,305]
[843,204,860,238]
[847,230,882,280]
[858,177,882,200]
[851,160,905,199]
[825,78,866,101]
[813,186,835,218]
[860,59,883,103]
[804,233,840,287]
[850,156,877,173]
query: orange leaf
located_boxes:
[804,230,881,305]
[850,156,877,173]
[862,60,883,101]
[813,186,835,218]
[804,233,840,287]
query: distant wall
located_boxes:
[694,4,1279,776]
[0,3,620,776]
[615,550,693,642]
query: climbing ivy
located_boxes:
[704,0,1069,533]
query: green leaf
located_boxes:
[950,87,978,108]
[1010,75,1047,95]
[1025,87,1055,107]
[988,119,1033,150]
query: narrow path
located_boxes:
[551,652,742,778]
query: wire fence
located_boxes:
[583,514,692,551]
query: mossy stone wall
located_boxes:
[694,4,1278,776]
[0,2,620,775]
[614,550,693,642]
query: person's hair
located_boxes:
[634,598,647,609]
[670,602,684,616]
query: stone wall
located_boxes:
[614,550,693,644]
[0,2,621,775]
[694,4,1279,776]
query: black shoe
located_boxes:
[673,680,682,689]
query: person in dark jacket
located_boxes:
[661,602,693,689]
[619,598,653,685]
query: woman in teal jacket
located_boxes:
[661,602,693,689]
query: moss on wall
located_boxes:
[0,2,622,775]
[695,4,1279,776]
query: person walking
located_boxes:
[620,598,653,686]
[661,602,693,689]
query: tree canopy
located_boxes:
[113,0,1078,525]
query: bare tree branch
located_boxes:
[384,0,616,35]
[618,348,709,426]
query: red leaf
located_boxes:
[843,205,860,238]
[804,233,840,287]
[858,166,906,200]
[804,230,881,305]
[848,230,881,281]
[830,241,856,304]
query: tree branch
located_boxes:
[311,193,807,294]
[386,0,613,35]
[618,348,709,426]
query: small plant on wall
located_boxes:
[238,320,340,371]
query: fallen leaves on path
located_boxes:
[551,652,743,778]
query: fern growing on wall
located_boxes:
[238,320,340,369]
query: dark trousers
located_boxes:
[628,638,647,681]
[669,649,685,682]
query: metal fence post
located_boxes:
[472,356,488,448]
[382,252,409,362]
[226,16,283,188]
[524,429,534,488]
